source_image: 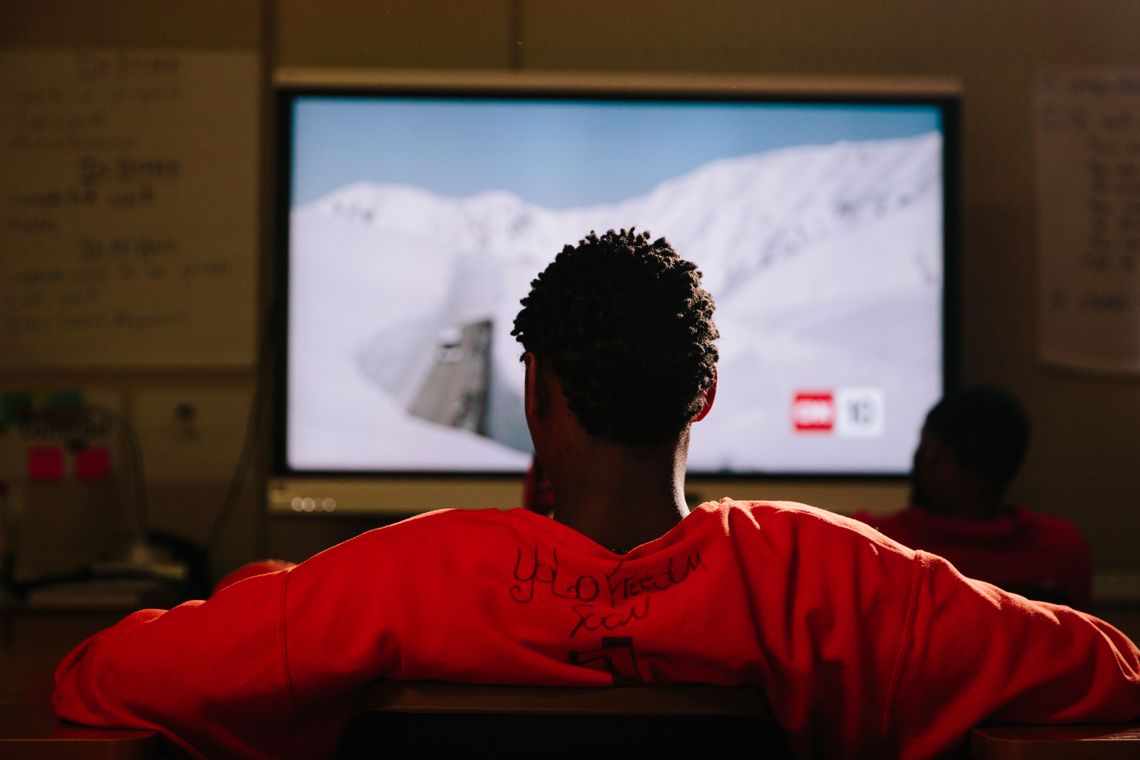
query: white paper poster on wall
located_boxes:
[1036,67,1140,374]
[0,49,258,369]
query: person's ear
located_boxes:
[523,352,549,421]
[922,432,946,465]
[692,372,717,423]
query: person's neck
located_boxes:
[550,439,690,554]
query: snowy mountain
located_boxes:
[289,132,943,473]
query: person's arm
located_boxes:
[887,552,1140,759]
[212,558,296,595]
[52,513,454,759]
[52,564,319,759]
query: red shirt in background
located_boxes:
[854,505,1091,608]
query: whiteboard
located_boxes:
[1036,67,1140,374]
[0,49,259,369]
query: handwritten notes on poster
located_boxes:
[1037,67,1140,373]
[0,49,258,369]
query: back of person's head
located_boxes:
[922,385,1031,497]
[511,228,719,445]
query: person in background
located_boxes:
[856,385,1091,607]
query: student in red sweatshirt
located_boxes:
[53,230,1139,759]
[856,386,1092,608]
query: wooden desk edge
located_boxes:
[0,722,163,760]
[970,724,1140,760]
[358,681,773,718]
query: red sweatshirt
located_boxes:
[53,500,1140,758]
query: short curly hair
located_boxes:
[511,229,719,444]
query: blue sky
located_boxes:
[291,96,941,208]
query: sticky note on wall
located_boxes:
[27,445,64,481]
[74,446,111,481]
[2,387,123,484]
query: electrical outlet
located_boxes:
[132,386,252,483]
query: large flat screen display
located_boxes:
[277,75,956,480]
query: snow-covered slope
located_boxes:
[289,133,943,473]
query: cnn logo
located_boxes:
[792,392,835,432]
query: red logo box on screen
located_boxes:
[792,391,835,432]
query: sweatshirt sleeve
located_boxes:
[52,568,310,759]
[51,514,457,759]
[888,551,1140,758]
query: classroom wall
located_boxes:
[0,0,268,582]
[2,1,1138,595]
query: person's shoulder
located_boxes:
[310,508,528,561]
[371,507,529,538]
[702,499,922,608]
[705,496,884,525]
[1014,504,1083,531]
[1012,504,1090,549]
[851,506,920,529]
[699,497,914,554]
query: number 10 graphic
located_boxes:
[836,387,885,438]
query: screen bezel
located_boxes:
[271,70,960,487]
